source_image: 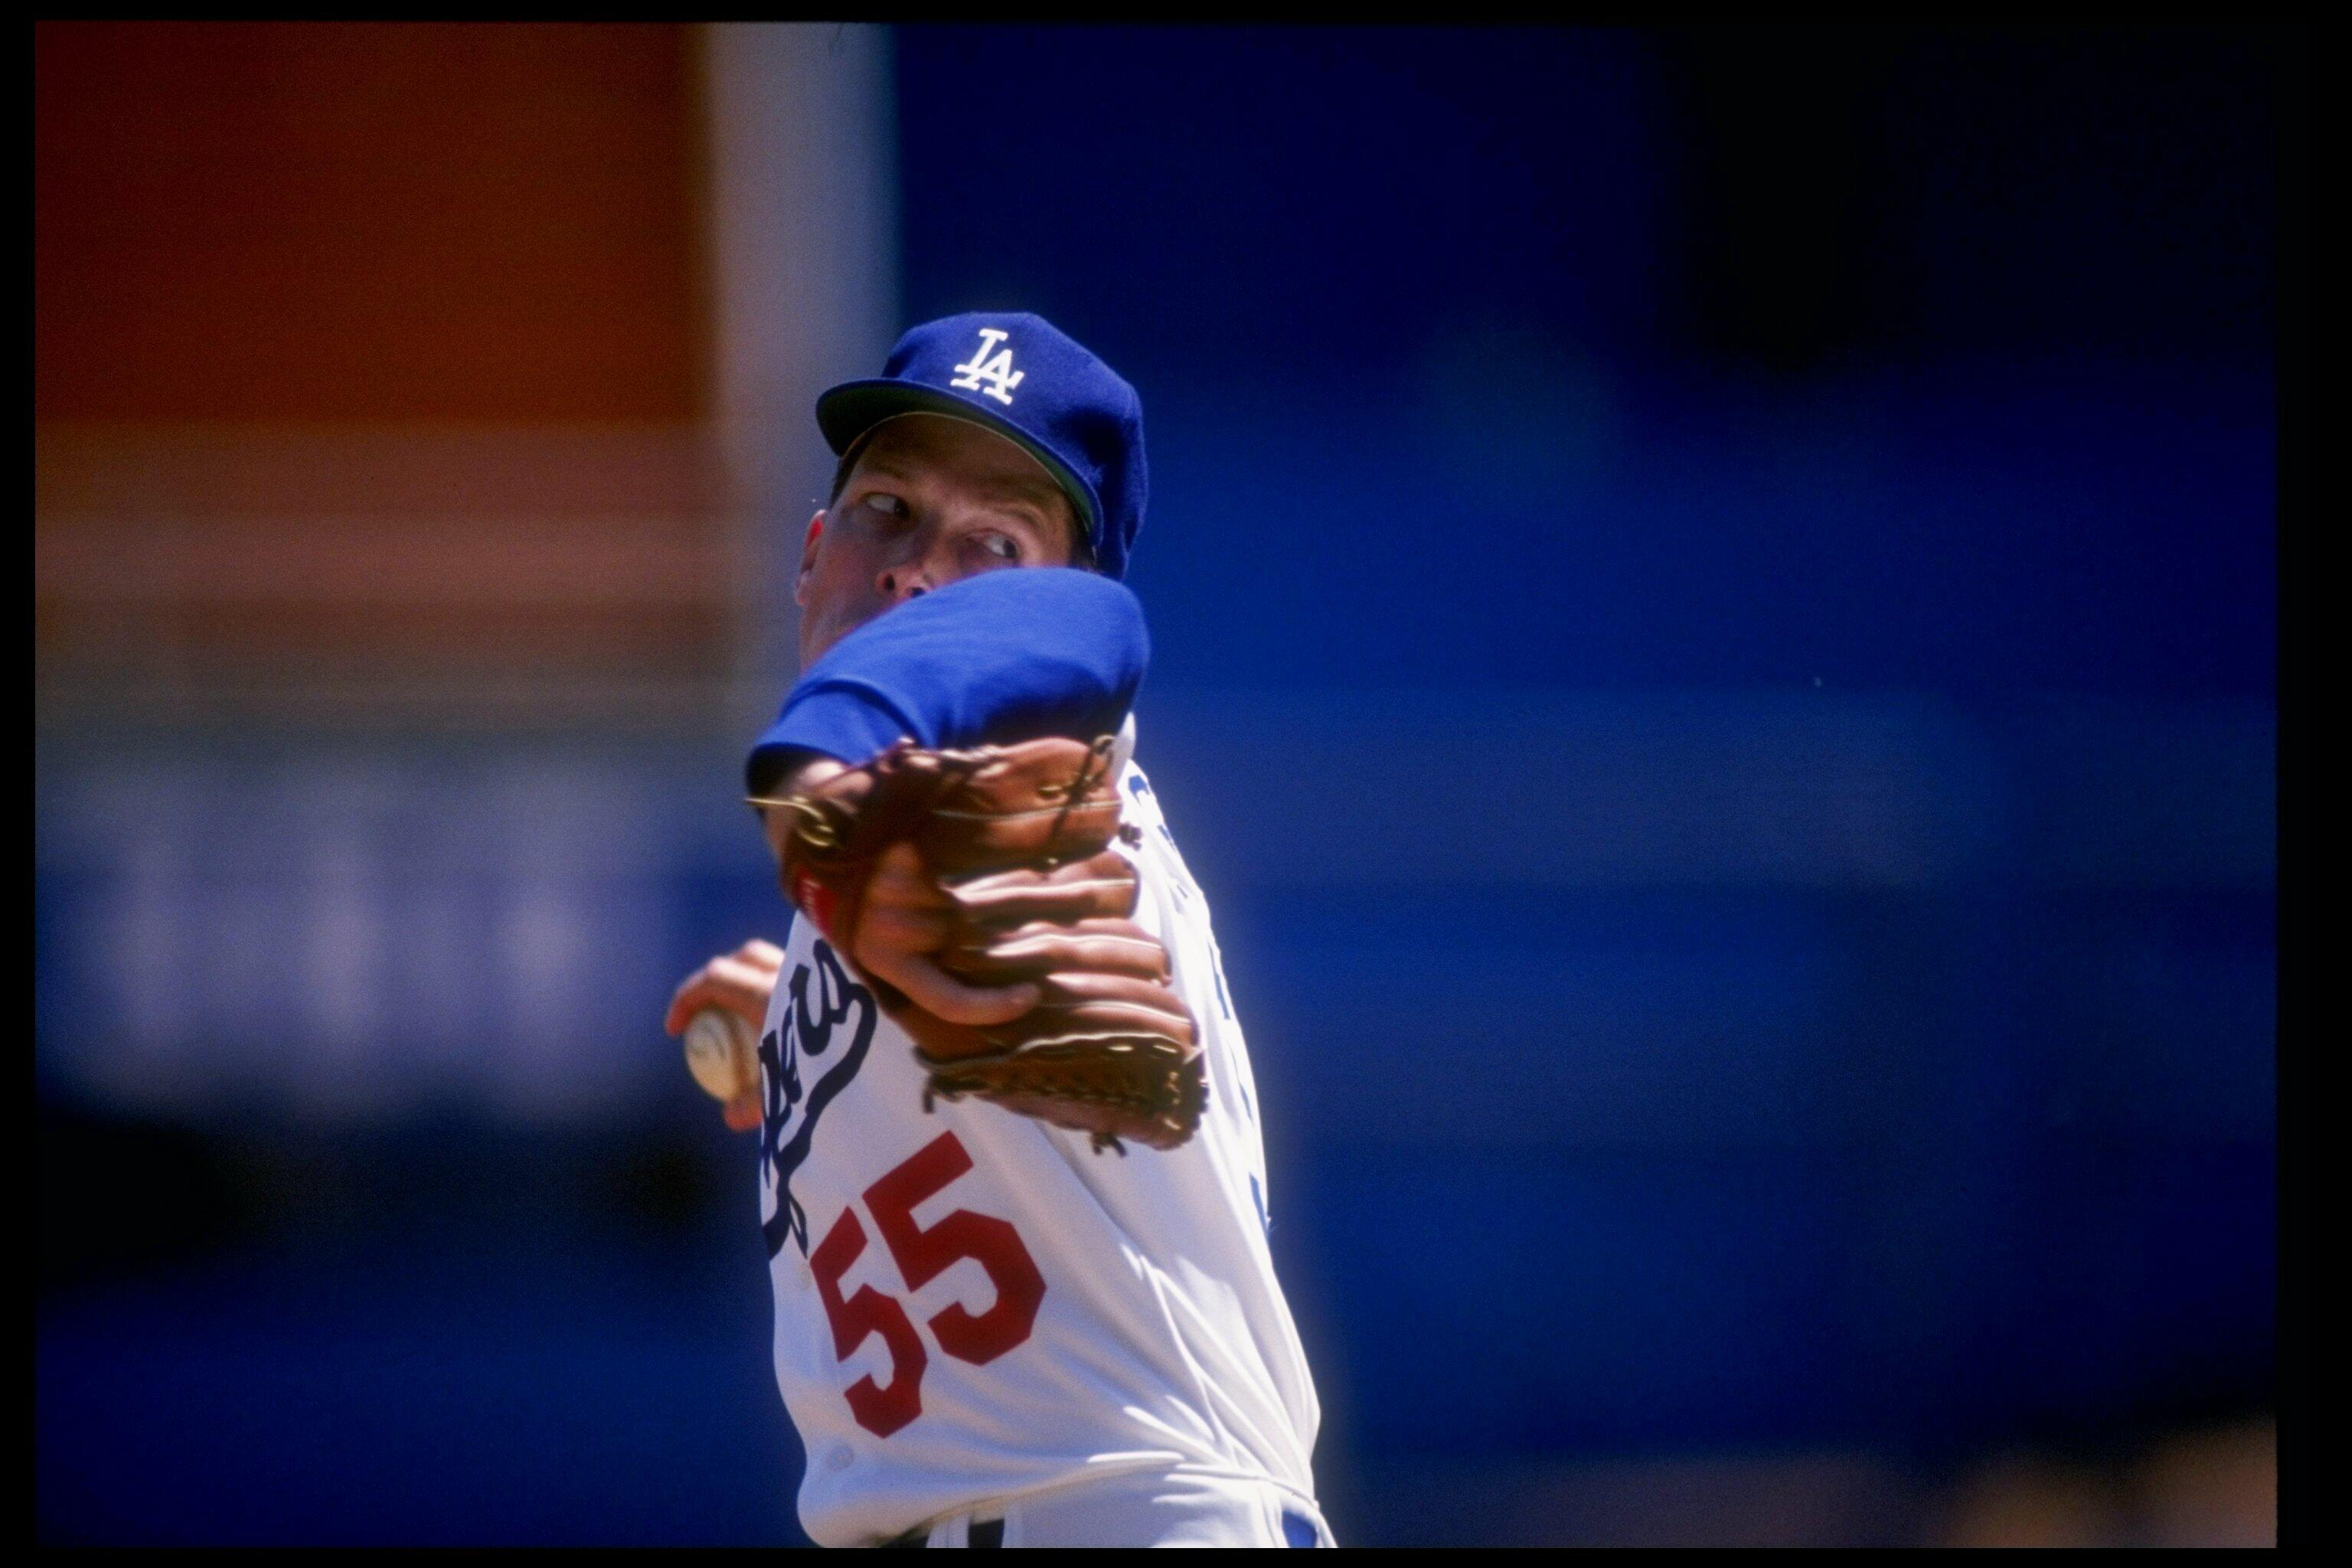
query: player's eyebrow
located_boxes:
[978,472,1066,519]
[854,456,1048,505]
[851,456,914,486]
[853,450,1067,536]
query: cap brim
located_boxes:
[815,380,1102,544]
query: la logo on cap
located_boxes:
[949,327,1025,406]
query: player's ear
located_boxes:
[795,511,825,607]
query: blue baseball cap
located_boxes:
[815,312,1148,581]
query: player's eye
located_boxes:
[860,492,909,521]
[975,531,1021,561]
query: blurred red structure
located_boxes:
[36,22,706,423]
[34,22,728,717]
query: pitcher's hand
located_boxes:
[665,939,782,1132]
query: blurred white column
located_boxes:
[701,23,902,730]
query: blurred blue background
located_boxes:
[36,23,2282,1545]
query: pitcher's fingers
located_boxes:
[946,853,1139,931]
[944,918,1173,985]
[869,949,1041,1026]
[665,953,783,1035]
[722,1091,763,1132]
[738,939,786,973]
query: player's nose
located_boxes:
[876,532,959,603]
[875,562,933,602]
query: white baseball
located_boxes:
[683,1007,759,1102]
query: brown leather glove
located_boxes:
[752,734,1205,1152]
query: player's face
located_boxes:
[795,413,1084,665]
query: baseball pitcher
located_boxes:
[664,315,1329,1547]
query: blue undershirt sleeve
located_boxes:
[744,567,1150,792]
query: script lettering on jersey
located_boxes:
[760,938,878,1260]
[948,327,1024,406]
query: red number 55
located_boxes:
[808,1131,1047,1437]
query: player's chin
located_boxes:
[807,603,889,662]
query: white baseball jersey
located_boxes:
[752,729,1322,1548]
